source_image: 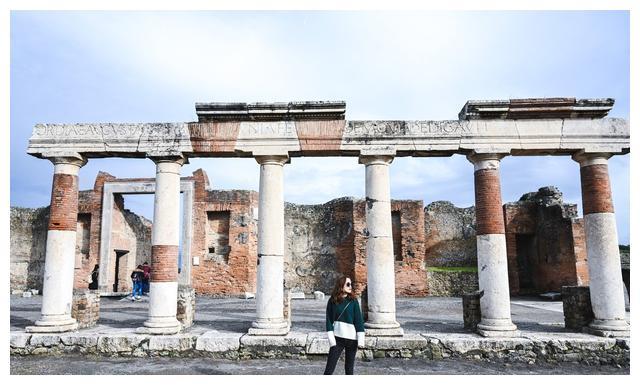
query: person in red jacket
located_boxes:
[142,261,151,295]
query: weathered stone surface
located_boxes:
[30,334,61,347]
[60,334,99,348]
[240,332,307,348]
[424,201,476,267]
[427,270,478,296]
[305,332,330,354]
[375,334,428,350]
[148,335,195,351]
[10,332,31,348]
[97,335,147,353]
[195,331,242,352]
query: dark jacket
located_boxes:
[325,298,365,333]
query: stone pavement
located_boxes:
[10,295,630,366]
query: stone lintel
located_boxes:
[196,101,346,122]
[459,97,615,120]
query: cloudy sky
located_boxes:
[10,11,630,244]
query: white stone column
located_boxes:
[138,157,185,334]
[27,155,87,333]
[467,153,518,337]
[572,152,629,337]
[359,155,403,336]
[249,155,290,335]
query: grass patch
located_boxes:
[426,266,478,273]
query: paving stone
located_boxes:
[97,335,147,353]
[29,334,61,347]
[60,334,99,348]
[148,335,195,351]
[195,331,242,352]
[10,332,30,348]
[375,334,428,350]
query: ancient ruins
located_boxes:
[21,97,630,339]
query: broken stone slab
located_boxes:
[374,334,429,351]
[195,331,242,352]
[10,332,31,348]
[30,289,39,295]
[12,289,23,295]
[60,334,99,348]
[22,292,32,298]
[305,332,330,354]
[313,291,325,300]
[290,292,305,300]
[243,292,255,299]
[29,334,61,347]
[97,335,148,353]
[540,292,562,301]
[148,335,196,351]
[240,332,307,349]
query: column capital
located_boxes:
[358,155,394,166]
[255,155,289,166]
[150,155,188,166]
[467,152,506,172]
[571,151,612,167]
[47,155,87,168]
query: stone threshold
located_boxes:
[10,329,630,365]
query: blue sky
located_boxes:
[10,11,630,244]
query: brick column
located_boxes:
[467,153,518,337]
[138,157,185,335]
[359,155,403,336]
[249,155,290,335]
[572,152,629,337]
[27,156,86,333]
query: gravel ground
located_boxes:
[9,355,629,375]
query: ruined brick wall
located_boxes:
[284,198,426,297]
[504,187,588,295]
[9,207,49,292]
[190,180,258,296]
[424,201,476,267]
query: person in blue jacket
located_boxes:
[324,275,365,375]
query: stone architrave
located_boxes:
[572,152,629,337]
[27,155,87,333]
[249,155,290,335]
[137,156,185,335]
[359,154,403,336]
[467,152,519,338]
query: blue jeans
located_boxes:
[132,281,143,297]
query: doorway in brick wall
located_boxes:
[515,234,536,294]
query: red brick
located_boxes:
[580,164,614,214]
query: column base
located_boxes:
[249,319,290,335]
[584,319,630,338]
[365,327,404,337]
[137,318,181,335]
[476,318,519,338]
[26,315,78,333]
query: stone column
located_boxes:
[467,153,518,337]
[572,152,629,337]
[359,155,403,336]
[249,155,290,335]
[137,157,185,335]
[27,156,87,333]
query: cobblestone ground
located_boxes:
[11,295,579,333]
[9,355,628,375]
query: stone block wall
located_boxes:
[424,201,476,267]
[562,286,594,330]
[10,207,48,292]
[71,289,100,329]
[426,270,479,296]
[177,285,196,328]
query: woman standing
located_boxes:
[324,276,365,375]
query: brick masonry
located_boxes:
[71,289,100,329]
[562,286,594,330]
[580,164,614,214]
[151,245,179,282]
[48,174,79,232]
[473,169,505,235]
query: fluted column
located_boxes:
[137,156,185,334]
[27,155,87,333]
[359,155,403,336]
[572,152,629,337]
[249,155,290,335]
[467,153,518,337]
